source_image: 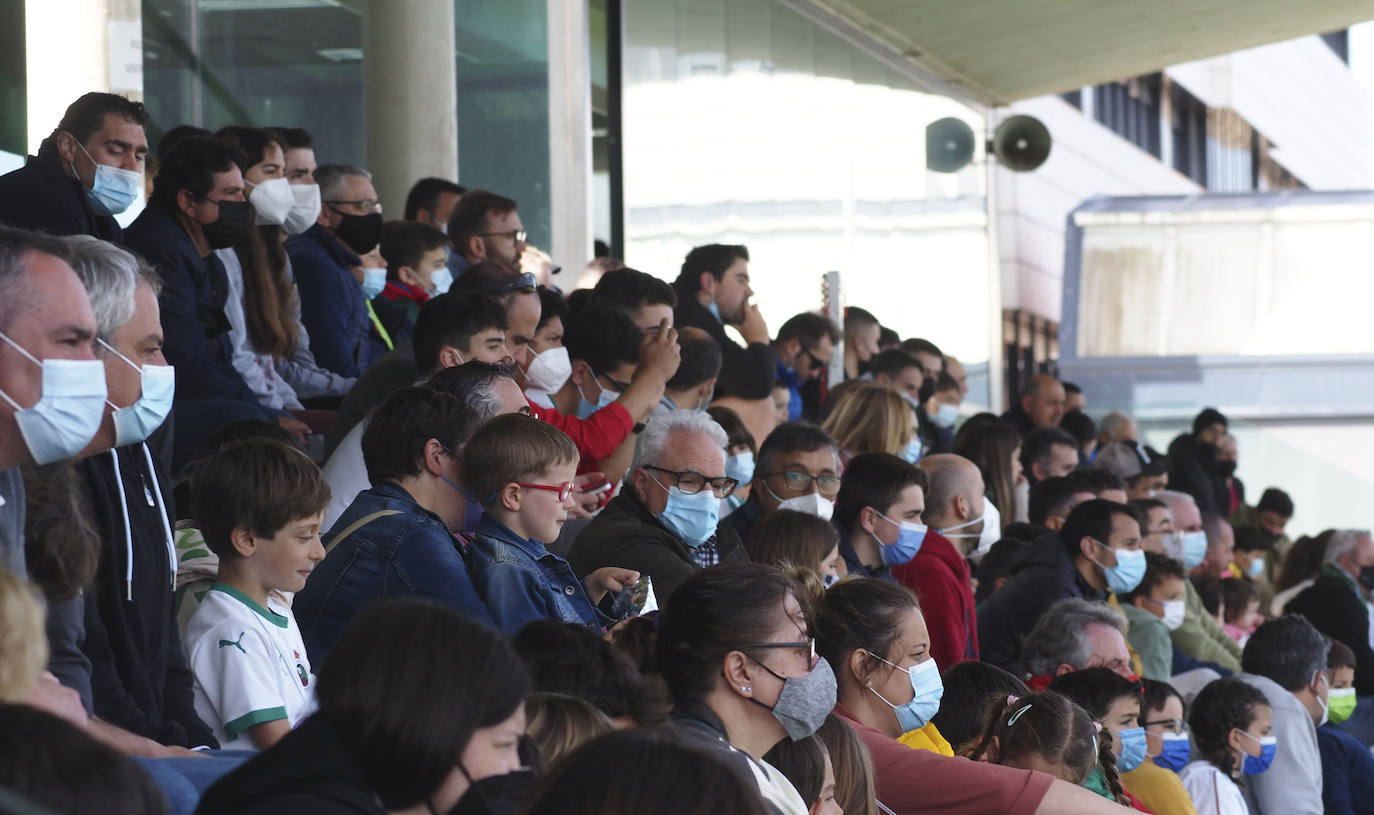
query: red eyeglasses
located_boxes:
[516,481,575,501]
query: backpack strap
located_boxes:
[324,510,401,554]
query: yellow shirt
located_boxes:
[1106,592,1147,677]
[1123,759,1199,815]
[896,722,954,756]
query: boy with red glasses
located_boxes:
[463,413,639,634]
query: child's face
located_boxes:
[1146,576,1186,619]
[1102,695,1141,757]
[1332,666,1356,690]
[1143,695,1184,759]
[254,511,326,594]
[520,461,579,543]
[820,544,843,580]
[1233,704,1273,765]
[1238,599,1261,632]
[772,387,791,423]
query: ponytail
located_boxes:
[1094,724,1127,806]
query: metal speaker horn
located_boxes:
[991,115,1051,172]
[925,117,976,173]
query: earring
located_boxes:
[742,686,752,694]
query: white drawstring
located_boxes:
[140,443,177,589]
[110,450,133,601]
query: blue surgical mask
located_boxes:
[576,377,619,419]
[1116,726,1148,772]
[438,446,486,533]
[873,510,926,567]
[361,267,387,299]
[73,140,141,215]
[725,451,755,485]
[1179,531,1208,569]
[1154,731,1190,773]
[1091,540,1146,594]
[869,655,942,733]
[98,339,175,447]
[1247,556,1265,578]
[0,332,107,464]
[931,402,959,429]
[1238,731,1277,775]
[900,436,922,464]
[429,267,454,296]
[653,482,719,548]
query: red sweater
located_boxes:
[833,703,1052,814]
[526,397,634,472]
[891,531,979,668]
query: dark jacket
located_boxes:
[975,530,1104,671]
[79,445,216,748]
[567,489,746,603]
[0,144,123,241]
[835,524,894,582]
[999,404,1035,439]
[892,531,979,668]
[194,713,384,815]
[1317,722,1374,815]
[1287,568,1374,696]
[670,701,793,815]
[671,286,776,400]
[293,481,495,665]
[1166,433,1227,515]
[124,204,259,405]
[724,497,763,551]
[285,225,369,379]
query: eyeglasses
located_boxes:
[493,272,537,294]
[764,470,841,497]
[644,466,738,498]
[324,199,381,213]
[481,229,527,244]
[516,481,575,501]
[597,370,632,394]
[742,638,820,670]
[1142,718,1185,735]
[801,346,827,372]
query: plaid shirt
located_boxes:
[690,537,720,569]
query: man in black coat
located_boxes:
[1166,407,1229,514]
[1288,529,1374,697]
[0,93,148,241]
[670,243,775,402]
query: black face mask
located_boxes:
[437,770,535,815]
[201,199,254,250]
[1215,459,1237,478]
[917,376,937,405]
[1359,566,1374,592]
[329,208,383,255]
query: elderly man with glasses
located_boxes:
[568,410,747,602]
[285,163,386,378]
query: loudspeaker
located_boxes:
[991,115,1052,172]
[925,117,976,173]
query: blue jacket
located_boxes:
[776,361,803,422]
[285,225,368,378]
[124,205,259,404]
[1318,722,1374,815]
[468,515,605,636]
[293,481,494,664]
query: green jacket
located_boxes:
[1122,603,1173,682]
[1170,580,1242,673]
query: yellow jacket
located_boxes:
[1123,760,1198,815]
[897,722,954,756]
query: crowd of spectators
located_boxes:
[1,90,1371,815]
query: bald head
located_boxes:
[1097,411,1137,445]
[1020,375,1066,429]
[919,453,984,529]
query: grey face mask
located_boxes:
[749,656,838,741]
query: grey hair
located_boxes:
[1098,412,1132,439]
[1022,598,1127,677]
[632,410,728,471]
[1323,529,1373,568]
[63,236,162,341]
[314,163,372,200]
[0,225,73,332]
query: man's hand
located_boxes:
[583,567,641,605]
[738,302,770,345]
[572,472,610,516]
[634,319,680,387]
[277,415,311,448]
[26,672,88,729]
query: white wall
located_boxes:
[996,96,1200,322]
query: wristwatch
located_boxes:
[632,422,647,434]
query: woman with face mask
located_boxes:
[196,598,533,815]
[658,564,838,815]
[816,578,1132,815]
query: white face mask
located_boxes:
[283,183,322,235]
[772,488,834,521]
[944,500,1000,558]
[249,177,295,226]
[524,346,572,393]
[1160,599,1186,631]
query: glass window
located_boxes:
[0,0,25,159]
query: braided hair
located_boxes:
[1189,677,1269,780]
[962,691,1099,785]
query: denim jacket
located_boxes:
[293,481,494,664]
[468,515,605,636]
